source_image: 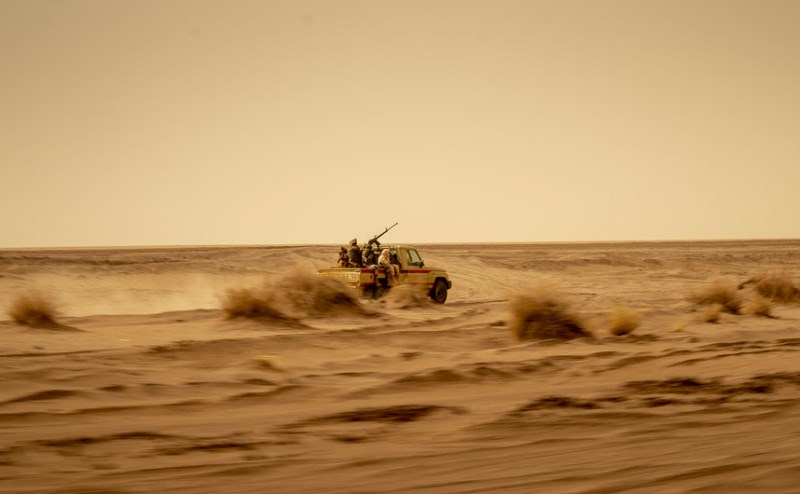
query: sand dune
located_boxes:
[2,240,800,493]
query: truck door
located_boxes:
[403,248,431,290]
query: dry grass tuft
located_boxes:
[222,265,368,321]
[607,307,640,336]
[753,271,800,303]
[745,294,773,318]
[7,291,59,327]
[702,304,722,323]
[509,287,591,341]
[687,279,742,315]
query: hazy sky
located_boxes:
[2,0,799,247]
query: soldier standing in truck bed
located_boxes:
[362,239,378,266]
[347,238,363,268]
[337,246,349,267]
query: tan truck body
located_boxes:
[318,244,452,303]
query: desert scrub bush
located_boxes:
[753,271,800,303]
[509,287,591,341]
[8,291,58,327]
[745,294,773,318]
[607,306,640,336]
[702,304,722,323]
[687,279,742,315]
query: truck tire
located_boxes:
[362,285,386,300]
[430,279,448,304]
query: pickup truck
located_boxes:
[318,244,452,303]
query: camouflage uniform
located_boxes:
[337,246,349,267]
[362,240,378,266]
[347,239,363,268]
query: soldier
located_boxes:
[362,239,378,266]
[378,248,399,285]
[347,238,363,268]
[337,246,349,267]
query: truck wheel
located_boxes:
[363,285,385,300]
[430,279,448,304]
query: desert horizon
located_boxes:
[0,237,800,252]
[2,239,800,493]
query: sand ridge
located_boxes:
[1,240,800,493]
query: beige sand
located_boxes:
[2,240,800,493]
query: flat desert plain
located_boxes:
[2,240,800,494]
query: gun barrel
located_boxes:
[366,222,398,245]
[381,222,399,235]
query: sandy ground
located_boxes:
[1,240,800,493]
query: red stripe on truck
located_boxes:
[360,269,431,274]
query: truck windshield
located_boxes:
[407,249,422,267]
